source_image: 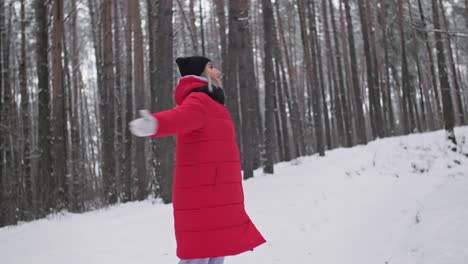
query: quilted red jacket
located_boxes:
[150,75,266,259]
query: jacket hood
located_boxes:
[174,75,209,105]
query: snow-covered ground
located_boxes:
[1,127,468,264]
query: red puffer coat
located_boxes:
[150,75,266,259]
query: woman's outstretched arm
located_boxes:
[149,93,208,138]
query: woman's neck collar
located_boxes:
[178,75,208,83]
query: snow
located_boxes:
[1,127,468,264]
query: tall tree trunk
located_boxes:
[87,0,103,95]
[199,0,206,56]
[62,13,73,212]
[20,0,33,219]
[112,0,125,202]
[397,0,415,134]
[275,0,305,157]
[329,0,352,146]
[323,0,342,147]
[310,0,331,150]
[262,0,276,174]
[225,0,242,153]
[464,0,468,26]
[189,0,199,53]
[131,0,148,201]
[34,0,52,217]
[344,0,367,144]
[101,0,116,204]
[431,0,457,146]
[407,0,427,131]
[273,3,293,161]
[274,50,291,161]
[0,0,3,226]
[51,0,67,210]
[70,0,84,212]
[124,0,134,202]
[417,0,442,126]
[415,57,426,131]
[146,0,155,199]
[149,0,175,202]
[176,0,198,54]
[298,0,325,156]
[338,0,355,143]
[366,0,383,137]
[378,0,395,135]
[230,0,259,179]
[357,0,378,139]
[438,0,464,126]
[321,0,337,148]
[5,1,18,224]
[251,2,264,171]
[272,64,284,161]
[214,0,227,73]
[450,15,467,126]
[0,0,12,225]
[88,0,103,203]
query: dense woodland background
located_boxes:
[0,0,467,227]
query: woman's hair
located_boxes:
[207,75,214,92]
[202,70,222,92]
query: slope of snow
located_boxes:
[1,127,468,264]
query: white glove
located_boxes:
[129,110,158,137]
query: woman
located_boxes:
[129,56,266,264]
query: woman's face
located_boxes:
[204,62,222,85]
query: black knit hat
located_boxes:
[175,56,211,77]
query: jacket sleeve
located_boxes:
[149,93,208,138]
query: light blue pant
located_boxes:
[178,257,225,264]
